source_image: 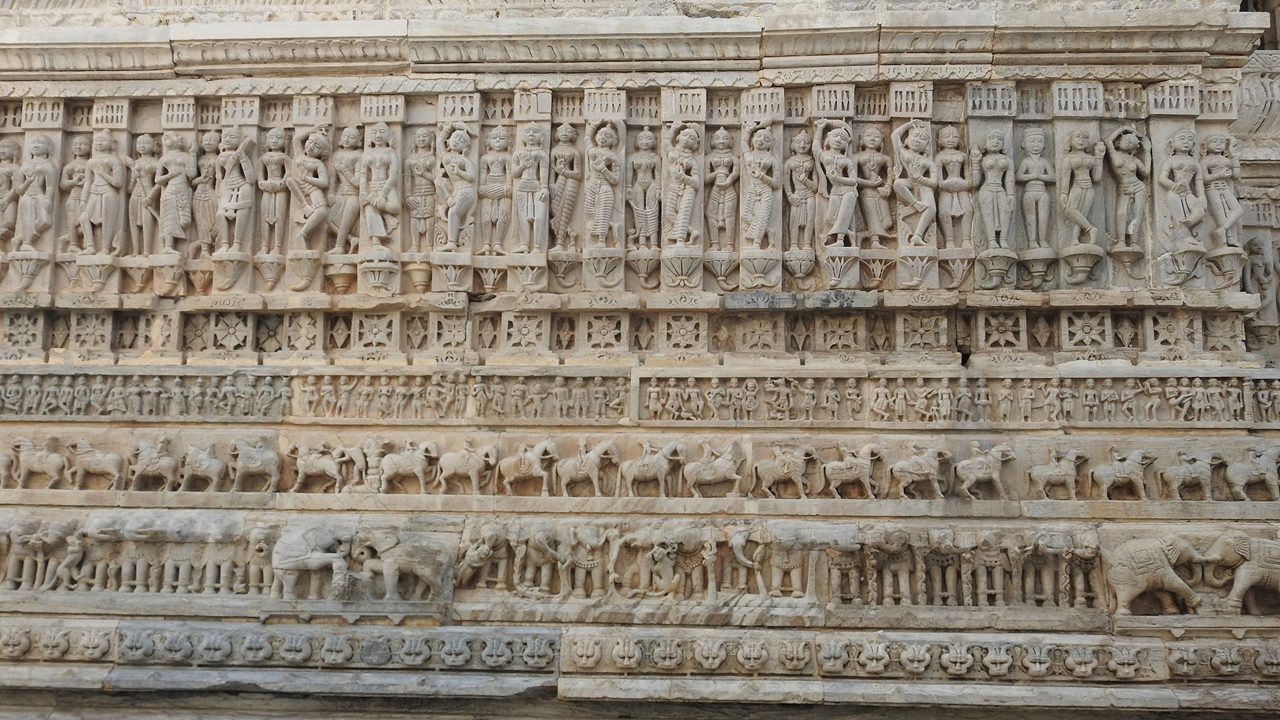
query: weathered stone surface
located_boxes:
[0,2,1279,718]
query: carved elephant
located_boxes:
[1105,535,1204,616]
[726,521,859,599]
[271,525,355,600]
[1203,530,1280,614]
[352,527,452,602]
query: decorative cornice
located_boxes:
[0,12,1265,82]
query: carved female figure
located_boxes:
[330,127,362,253]
[891,119,938,247]
[628,127,661,249]
[783,130,816,251]
[704,127,739,251]
[12,134,55,252]
[257,127,290,254]
[512,125,548,253]
[974,130,1015,249]
[360,121,401,247]
[59,135,90,252]
[1158,129,1206,248]
[1104,127,1151,249]
[286,126,331,251]
[215,127,256,253]
[813,120,858,247]
[664,123,701,245]
[125,134,159,256]
[549,124,581,250]
[79,130,126,254]
[855,128,894,249]
[404,127,436,253]
[1057,129,1105,246]
[584,121,621,248]
[934,125,973,249]
[190,131,220,258]
[154,131,196,254]
[478,126,513,254]
[741,125,778,250]
[437,125,477,251]
[1201,133,1244,249]
[1016,128,1055,249]
[0,139,19,249]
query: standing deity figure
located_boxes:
[1104,127,1151,249]
[548,124,581,250]
[704,127,739,251]
[215,127,256,252]
[0,138,19,249]
[512,125,549,253]
[329,127,362,253]
[1017,128,1055,249]
[359,121,400,248]
[14,134,57,252]
[584,121,621,248]
[664,122,701,245]
[59,134,90,252]
[783,130,816,251]
[974,130,1015,249]
[404,128,437,253]
[477,126,513,255]
[741,125,778,250]
[628,127,661,249]
[154,131,196,254]
[891,119,938,247]
[1200,133,1244,250]
[257,127,290,255]
[285,126,331,251]
[79,130,126,254]
[1158,129,1206,249]
[855,128,894,249]
[1058,129,1105,246]
[437,124,477,251]
[813,120,858,248]
[934,125,973,249]
[190,131,220,258]
[125,134,159,256]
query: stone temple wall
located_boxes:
[0,3,1279,717]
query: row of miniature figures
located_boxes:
[2,371,1273,428]
[0,113,1247,294]
[3,513,1277,617]
[3,435,1276,502]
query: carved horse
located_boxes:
[67,440,126,491]
[885,446,951,499]
[498,440,559,496]
[817,444,882,498]
[751,446,819,499]
[13,438,73,490]
[954,444,1016,500]
[556,440,620,497]
[618,441,685,497]
[1159,450,1225,500]
[1089,448,1156,500]
[228,439,283,493]
[1224,445,1280,501]
[436,444,499,495]
[1028,448,1089,500]
[684,442,744,498]
[380,441,441,494]
[288,444,345,494]
[129,441,180,491]
[179,445,227,492]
